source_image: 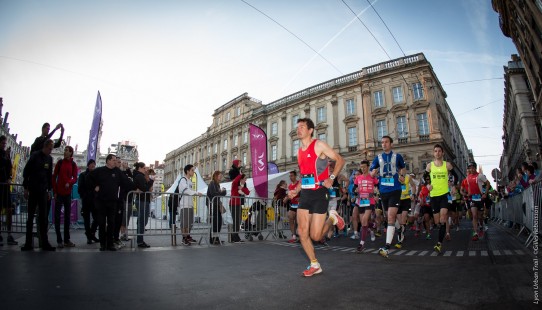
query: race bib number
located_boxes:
[301,174,316,189]
[472,194,482,202]
[382,178,394,187]
[447,194,453,204]
[291,204,298,209]
[401,184,406,191]
[329,188,336,198]
[425,197,430,204]
[360,199,370,207]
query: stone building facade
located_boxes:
[164,53,471,188]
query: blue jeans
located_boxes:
[135,200,150,244]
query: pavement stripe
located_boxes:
[515,249,526,255]
[481,251,488,257]
[443,251,452,257]
[395,250,406,255]
[492,250,501,256]
[503,250,513,255]
[418,251,429,256]
[469,251,476,256]
[406,251,417,256]
[456,251,464,256]
[430,251,438,256]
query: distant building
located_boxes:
[493,0,542,153]
[150,161,165,193]
[164,53,472,189]
[499,55,539,183]
[0,98,30,188]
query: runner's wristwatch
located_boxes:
[329,174,336,180]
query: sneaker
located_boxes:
[7,235,18,245]
[445,233,451,241]
[378,247,389,258]
[302,264,322,277]
[181,238,191,246]
[138,242,151,248]
[57,242,64,248]
[64,241,75,247]
[186,235,198,243]
[356,243,364,253]
[425,233,431,240]
[456,226,460,232]
[288,237,297,243]
[472,232,479,241]
[434,242,442,253]
[395,242,402,249]
[350,233,359,240]
[374,231,382,237]
[120,234,130,241]
[370,230,376,242]
[329,210,345,231]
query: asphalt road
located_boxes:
[0,220,538,310]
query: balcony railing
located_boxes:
[348,146,358,152]
[398,138,408,144]
[419,135,430,142]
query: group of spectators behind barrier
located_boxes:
[1,183,291,247]
[491,180,542,247]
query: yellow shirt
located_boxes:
[430,161,449,197]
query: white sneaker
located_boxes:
[350,233,359,240]
[484,225,489,231]
[456,226,460,232]
[370,230,375,242]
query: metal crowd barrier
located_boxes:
[1,183,30,234]
[492,181,542,247]
[124,191,211,247]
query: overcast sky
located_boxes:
[0,0,516,181]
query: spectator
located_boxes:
[519,165,536,188]
[178,164,202,246]
[228,159,241,181]
[273,180,288,239]
[21,139,56,251]
[78,159,99,244]
[207,170,227,245]
[0,135,17,246]
[230,173,250,243]
[30,122,64,154]
[52,145,78,248]
[132,162,153,248]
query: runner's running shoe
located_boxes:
[356,244,364,253]
[426,233,431,240]
[378,247,389,258]
[302,264,322,277]
[445,233,451,241]
[370,230,376,242]
[394,242,402,249]
[472,232,479,241]
[329,210,345,231]
[434,242,442,253]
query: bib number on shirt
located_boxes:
[382,177,394,187]
[359,199,370,207]
[301,174,316,189]
[472,194,482,202]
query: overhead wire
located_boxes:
[240,0,343,75]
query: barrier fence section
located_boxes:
[1,183,30,234]
[124,191,211,247]
[492,181,542,247]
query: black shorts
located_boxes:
[288,203,298,213]
[421,205,433,216]
[380,190,401,210]
[470,200,484,211]
[299,187,329,214]
[398,199,411,213]
[448,201,460,213]
[358,205,375,213]
[430,193,449,214]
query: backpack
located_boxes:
[168,177,187,212]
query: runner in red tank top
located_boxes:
[287,118,345,277]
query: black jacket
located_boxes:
[77,169,94,200]
[23,150,53,192]
[0,149,12,183]
[132,170,153,202]
[86,166,133,202]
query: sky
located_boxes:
[0,0,517,184]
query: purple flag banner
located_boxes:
[249,123,268,198]
[268,162,279,175]
[86,91,102,163]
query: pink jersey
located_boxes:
[355,174,379,205]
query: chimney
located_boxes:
[3,112,8,128]
[155,160,159,167]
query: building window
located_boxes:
[223,139,228,150]
[213,160,217,171]
[392,86,403,104]
[222,157,227,170]
[226,112,230,121]
[236,106,241,116]
[292,114,299,128]
[271,145,277,161]
[376,119,388,141]
[317,107,326,123]
[217,117,221,125]
[292,139,300,157]
[214,143,218,154]
[242,152,247,165]
[413,82,424,100]
[243,131,248,144]
[347,127,357,146]
[397,116,408,138]
[233,135,238,146]
[318,133,326,142]
[208,145,211,156]
[271,122,278,136]
[417,112,429,135]
[374,90,384,108]
[346,99,355,115]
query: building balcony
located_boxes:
[398,137,408,144]
[419,135,430,142]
